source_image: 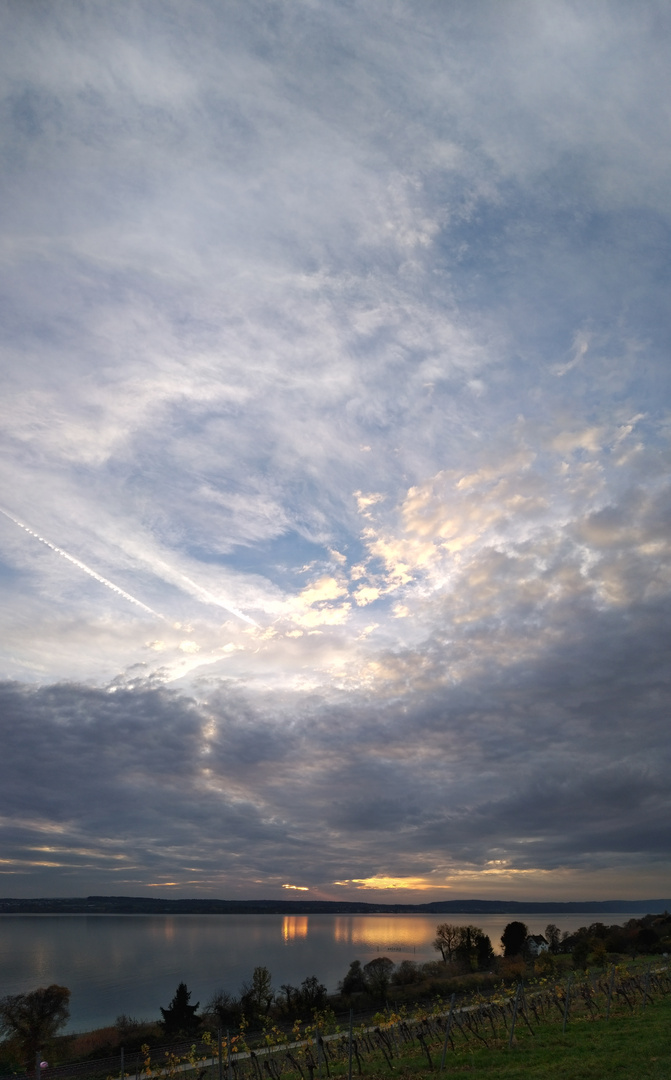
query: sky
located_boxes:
[1,0,670,904]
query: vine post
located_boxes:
[562,975,573,1035]
[439,993,456,1071]
[508,983,521,1048]
[606,966,616,1019]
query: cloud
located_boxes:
[1,0,671,899]
[0,561,669,896]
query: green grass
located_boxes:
[349,994,671,1080]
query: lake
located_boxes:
[0,912,639,1032]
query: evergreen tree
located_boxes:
[160,982,200,1037]
[501,921,529,957]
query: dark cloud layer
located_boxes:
[1,576,669,895]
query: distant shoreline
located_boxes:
[1,895,669,915]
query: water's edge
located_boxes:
[0,912,652,1032]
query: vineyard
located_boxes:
[19,962,668,1080]
[215,964,670,1080]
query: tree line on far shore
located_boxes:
[2,912,669,1071]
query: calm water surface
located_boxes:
[0,913,637,1032]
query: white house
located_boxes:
[525,934,549,956]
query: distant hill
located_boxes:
[0,895,669,915]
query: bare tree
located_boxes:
[240,967,274,1019]
[0,985,70,1068]
[433,923,461,963]
[279,984,297,1011]
[297,976,327,1011]
[545,924,561,954]
[204,990,240,1028]
[363,957,395,1000]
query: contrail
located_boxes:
[174,571,258,626]
[0,507,167,621]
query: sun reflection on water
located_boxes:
[334,917,427,948]
[282,916,309,941]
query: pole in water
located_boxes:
[439,993,456,1070]
[347,1009,353,1080]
